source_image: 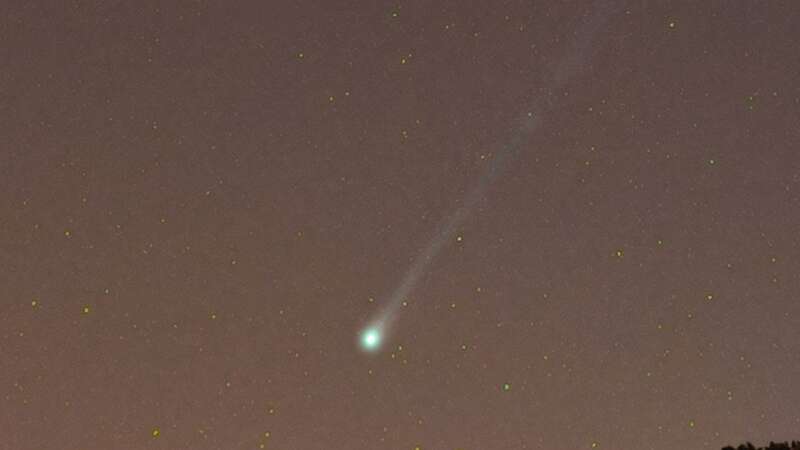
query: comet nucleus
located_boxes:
[360,327,382,352]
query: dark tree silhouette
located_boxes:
[722,441,800,450]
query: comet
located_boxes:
[358,0,617,353]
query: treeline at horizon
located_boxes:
[722,441,800,450]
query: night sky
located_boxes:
[3,1,800,449]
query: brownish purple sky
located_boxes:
[2,1,800,449]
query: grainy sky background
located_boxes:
[2,1,799,449]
